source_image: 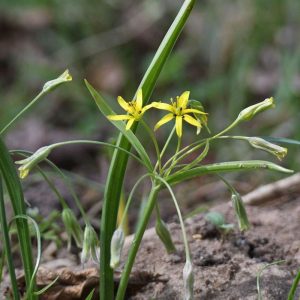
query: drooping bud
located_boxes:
[231,193,250,231]
[237,97,274,122]
[15,146,52,179]
[183,259,194,300]
[42,69,72,93]
[247,137,287,160]
[62,208,83,250]
[81,225,99,264]
[155,218,176,254]
[110,228,125,269]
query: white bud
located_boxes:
[183,260,194,300]
[42,69,72,93]
[248,137,287,160]
[16,146,52,179]
[110,228,125,269]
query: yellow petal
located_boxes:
[177,91,190,109]
[151,102,174,112]
[183,108,207,115]
[126,118,135,130]
[108,115,131,121]
[141,103,154,113]
[19,166,29,179]
[154,113,174,131]
[183,114,201,127]
[175,116,183,137]
[117,96,130,111]
[136,89,143,111]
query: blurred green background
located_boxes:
[1,0,299,173]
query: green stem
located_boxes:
[154,126,176,173]
[50,140,145,167]
[0,179,20,300]
[0,91,44,135]
[141,120,161,171]
[116,184,160,300]
[155,176,191,260]
[119,174,151,229]
[164,136,181,176]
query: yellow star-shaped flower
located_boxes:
[108,89,151,130]
[152,91,206,137]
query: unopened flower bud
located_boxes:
[42,69,72,93]
[183,259,194,300]
[15,146,52,179]
[231,193,250,231]
[110,228,125,269]
[155,218,176,254]
[62,208,83,250]
[248,137,287,160]
[237,97,274,122]
[81,225,99,264]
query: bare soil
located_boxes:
[4,188,298,300]
[120,194,300,299]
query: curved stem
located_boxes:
[50,140,146,168]
[12,150,90,224]
[116,183,160,300]
[155,176,191,260]
[119,173,152,229]
[163,136,181,177]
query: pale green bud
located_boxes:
[15,146,52,179]
[62,208,83,250]
[183,259,194,300]
[110,228,125,269]
[42,69,72,93]
[248,137,287,160]
[237,97,275,122]
[231,193,250,231]
[155,218,176,254]
[81,225,99,264]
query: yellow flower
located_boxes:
[152,91,206,137]
[108,89,151,130]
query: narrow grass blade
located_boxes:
[94,1,196,299]
[256,260,285,300]
[262,136,300,146]
[10,215,42,298]
[288,269,300,300]
[85,81,152,171]
[166,160,294,185]
[0,178,20,300]
[0,138,36,300]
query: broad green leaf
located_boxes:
[85,80,152,171]
[166,160,293,185]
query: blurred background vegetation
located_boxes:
[1,0,299,180]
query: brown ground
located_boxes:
[121,193,300,299]
[3,184,298,300]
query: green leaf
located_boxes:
[85,80,152,171]
[166,160,294,185]
[92,1,196,298]
[0,138,36,300]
